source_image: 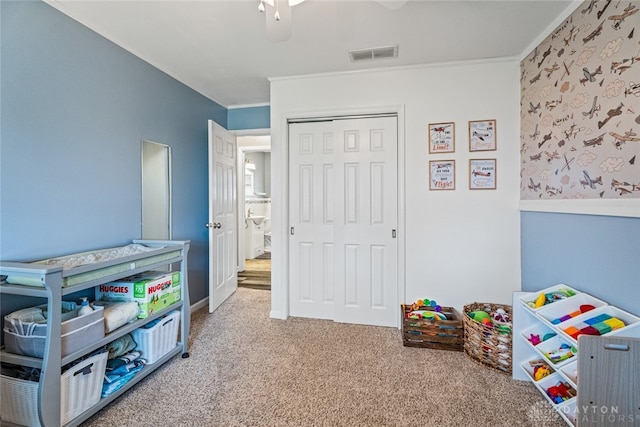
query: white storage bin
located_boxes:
[535,372,577,407]
[559,360,578,387]
[520,284,581,312]
[558,305,640,344]
[0,351,108,426]
[4,305,105,358]
[131,310,180,364]
[536,293,607,328]
[535,335,578,367]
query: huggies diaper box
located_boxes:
[95,271,181,318]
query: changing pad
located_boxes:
[5,244,179,288]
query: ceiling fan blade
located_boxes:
[375,0,408,10]
[265,0,292,42]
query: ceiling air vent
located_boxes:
[348,45,398,63]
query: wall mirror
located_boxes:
[141,140,172,239]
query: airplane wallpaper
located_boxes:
[520,0,640,200]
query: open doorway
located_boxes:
[237,135,271,290]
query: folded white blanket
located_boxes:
[93,301,139,333]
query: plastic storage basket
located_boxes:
[131,310,180,364]
[0,351,108,426]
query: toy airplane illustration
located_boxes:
[530,152,543,161]
[434,162,452,169]
[582,96,600,119]
[609,4,638,29]
[563,123,580,140]
[530,124,540,140]
[530,71,542,84]
[546,96,562,111]
[597,102,623,129]
[472,130,491,141]
[562,153,575,171]
[472,170,491,177]
[538,45,552,68]
[583,133,605,147]
[546,185,562,196]
[580,170,602,189]
[528,178,541,192]
[611,58,632,75]
[609,129,640,149]
[538,132,553,148]
[564,26,578,45]
[597,0,612,20]
[545,150,560,162]
[581,0,596,14]
[432,124,451,133]
[580,65,602,84]
[611,178,637,195]
[545,63,560,78]
[529,47,539,63]
[528,102,541,115]
[561,60,575,80]
[583,21,604,43]
[624,82,640,97]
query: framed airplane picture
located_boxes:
[428,122,455,153]
[469,158,496,190]
[468,119,497,151]
[429,160,455,190]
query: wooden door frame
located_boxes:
[271,105,406,328]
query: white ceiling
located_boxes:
[45,0,576,108]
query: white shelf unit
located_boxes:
[512,287,640,426]
[0,240,190,427]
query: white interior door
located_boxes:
[289,122,335,320]
[208,120,238,313]
[289,116,398,327]
[333,116,398,326]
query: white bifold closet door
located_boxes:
[289,116,398,327]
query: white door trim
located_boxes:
[271,105,406,328]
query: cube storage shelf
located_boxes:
[512,285,640,426]
[0,240,190,427]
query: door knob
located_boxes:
[213,222,222,229]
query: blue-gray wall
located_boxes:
[521,212,639,315]
[228,105,270,131]
[1,0,226,309]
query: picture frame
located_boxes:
[429,160,455,190]
[469,158,497,190]
[428,122,455,154]
[468,119,497,151]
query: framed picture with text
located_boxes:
[468,119,497,151]
[429,160,455,190]
[469,158,496,190]
[428,122,455,154]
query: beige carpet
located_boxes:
[81,288,565,427]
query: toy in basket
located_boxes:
[463,302,513,374]
[402,299,464,352]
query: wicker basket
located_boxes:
[463,302,513,373]
[401,304,464,351]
